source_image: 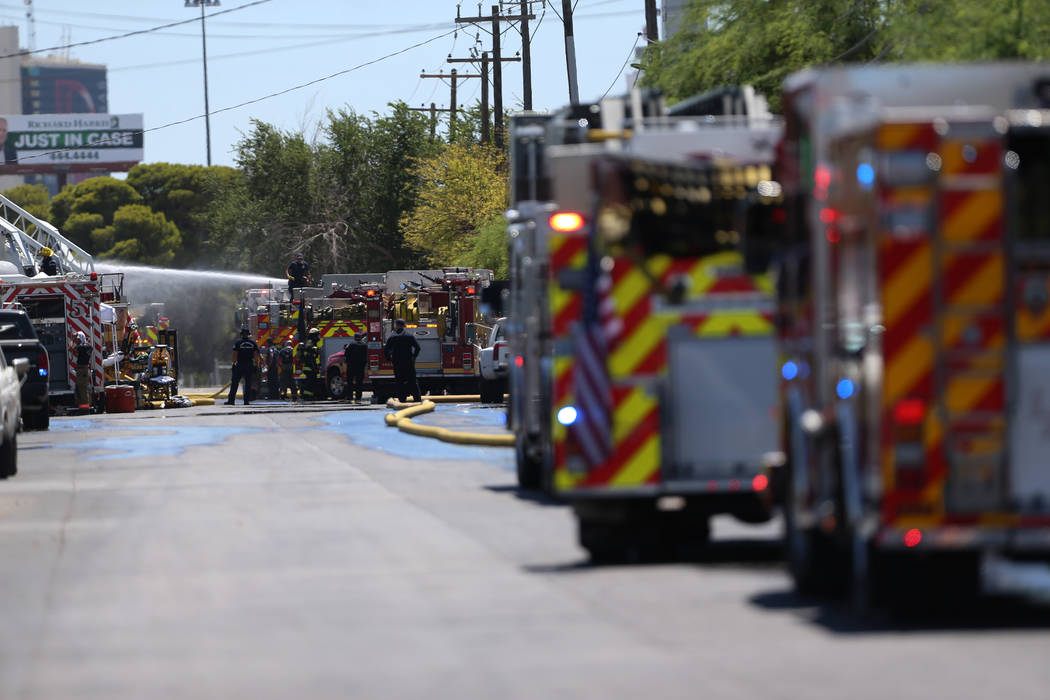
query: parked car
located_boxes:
[0,348,29,478]
[0,309,50,430]
[477,318,508,404]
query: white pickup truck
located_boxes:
[477,318,508,404]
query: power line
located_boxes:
[0,0,272,60]
[600,32,641,100]
[13,26,461,164]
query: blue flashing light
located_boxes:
[857,162,875,189]
[781,361,799,381]
[836,378,855,400]
[38,368,47,377]
[556,405,579,426]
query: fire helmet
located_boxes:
[40,247,54,257]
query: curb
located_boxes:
[384,399,514,447]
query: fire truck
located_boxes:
[0,193,127,412]
[775,63,1050,604]
[355,268,492,401]
[507,95,786,559]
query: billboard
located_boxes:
[22,64,108,115]
[0,113,143,174]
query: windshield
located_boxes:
[0,312,38,339]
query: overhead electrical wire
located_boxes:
[599,32,641,100]
[14,25,461,163]
[0,0,272,60]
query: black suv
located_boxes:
[0,309,50,430]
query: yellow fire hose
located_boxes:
[384,398,514,447]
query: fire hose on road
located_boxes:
[384,397,514,447]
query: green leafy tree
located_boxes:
[48,176,144,251]
[1,183,51,221]
[457,214,509,278]
[400,142,506,266]
[91,204,182,265]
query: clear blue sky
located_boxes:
[1,0,649,167]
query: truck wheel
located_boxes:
[0,432,16,478]
[479,377,499,403]
[515,434,542,490]
[327,371,346,400]
[24,409,48,431]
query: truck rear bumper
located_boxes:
[876,523,1050,553]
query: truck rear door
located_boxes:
[19,295,69,393]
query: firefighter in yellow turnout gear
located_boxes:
[296,327,323,400]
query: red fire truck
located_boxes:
[776,63,1050,604]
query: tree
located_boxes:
[400,142,506,266]
[1,183,50,221]
[48,177,144,252]
[458,214,509,278]
[642,0,1050,110]
[91,204,182,265]
[127,162,241,266]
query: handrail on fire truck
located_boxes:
[0,192,95,276]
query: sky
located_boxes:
[0,0,652,168]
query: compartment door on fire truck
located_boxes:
[19,295,69,391]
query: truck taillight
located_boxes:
[36,349,48,376]
[462,352,472,370]
[893,397,926,489]
[369,352,379,370]
[550,211,585,232]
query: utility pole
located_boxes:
[455,4,535,150]
[644,0,659,43]
[184,0,219,166]
[448,52,520,145]
[561,0,579,105]
[519,0,532,110]
[408,103,452,141]
[419,69,482,141]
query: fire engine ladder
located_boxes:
[0,192,95,276]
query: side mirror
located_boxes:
[12,357,28,377]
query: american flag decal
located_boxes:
[571,239,616,468]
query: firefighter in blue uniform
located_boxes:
[384,318,421,402]
[227,327,260,406]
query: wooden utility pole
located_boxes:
[644,0,659,43]
[519,0,532,110]
[561,0,579,105]
[408,103,452,140]
[419,68,482,141]
[455,3,535,150]
[448,52,521,145]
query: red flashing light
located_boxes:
[513,355,524,368]
[771,208,787,224]
[89,272,98,281]
[550,211,585,233]
[904,528,922,548]
[819,208,838,224]
[825,226,841,244]
[467,286,476,295]
[894,398,926,426]
[728,479,741,492]
[814,165,832,190]
[752,474,769,492]
[706,480,718,492]
[366,289,376,297]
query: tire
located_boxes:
[0,431,16,478]
[327,370,346,400]
[515,434,543,490]
[479,377,500,403]
[24,408,48,431]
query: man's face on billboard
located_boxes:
[0,119,8,142]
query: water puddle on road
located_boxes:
[36,421,261,461]
[316,410,515,468]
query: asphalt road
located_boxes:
[2,401,1049,699]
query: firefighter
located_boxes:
[226,327,260,406]
[278,339,297,400]
[265,340,280,399]
[384,318,421,402]
[286,253,311,293]
[343,330,368,403]
[39,247,59,276]
[298,327,323,400]
[71,331,92,410]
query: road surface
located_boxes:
[2,401,1049,699]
